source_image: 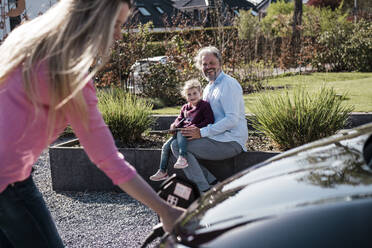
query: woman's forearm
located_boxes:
[118,174,184,232]
[118,174,168,214]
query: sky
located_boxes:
[24,0,57,19]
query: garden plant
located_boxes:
[250,86,354,150]
[97,88,154,145]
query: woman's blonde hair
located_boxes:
[181,79,202,98]
[0,0,131,137]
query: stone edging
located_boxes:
[49,139,278,192]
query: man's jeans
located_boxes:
[0,176,64,248]
[171,137,243,192]
[159,131,187,171]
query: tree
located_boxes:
[291,0,303,59]
[261,0,293,37]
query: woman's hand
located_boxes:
[118,175,185,233]
[181,126,201,140]
[159,204,185,233]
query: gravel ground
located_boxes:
[32,148,159,248]
[30,133,278,248]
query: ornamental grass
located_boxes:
[97,88,154,144]
[250,86,354,150]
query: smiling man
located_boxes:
[171,46,248,192]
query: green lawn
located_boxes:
[152,72,372,114]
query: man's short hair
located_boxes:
[194,46,222,71]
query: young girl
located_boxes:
[0,0,183,246]
[150,79,214,181]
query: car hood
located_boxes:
[172,129,372,244]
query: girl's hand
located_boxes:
[169,124,177,134]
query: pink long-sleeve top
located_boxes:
[0,63,137,193]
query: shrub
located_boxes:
[230,60,274,93]
[261,0,294,37]
[307,0,341,10]
[146,41,167,57]
[97,88,154,144]
[236,9,261,41]
[139,62,184,106]
[314,19,371,72]
[250,86,354,150]
[60,125,74,138]
[344,20,372,72]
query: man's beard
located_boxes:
[203,68,220,82]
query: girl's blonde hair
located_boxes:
[0,0,131,137]
[181,79,202,98]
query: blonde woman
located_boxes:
[0,0,183,246]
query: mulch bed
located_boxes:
[245,133,282,152]
[116,132,282,152]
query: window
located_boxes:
[138,7,151,16]
[155,6,164,14]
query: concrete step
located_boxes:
[49,139,278,192]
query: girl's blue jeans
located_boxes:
[159,131,187,172]
[0,176,64,248]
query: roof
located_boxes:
[127,0,272,28]
[128,0,184,28]
[225,0,256,10]
[172,0,193,8]
[181,0,208,8]
[174,0,268,12]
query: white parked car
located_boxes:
[127,56,168,94]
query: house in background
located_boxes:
[127,0,187,29]
[172,0,273,26]
[128,0,275,29]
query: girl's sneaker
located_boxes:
[149,170,169,181]
[174,156,189,169]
